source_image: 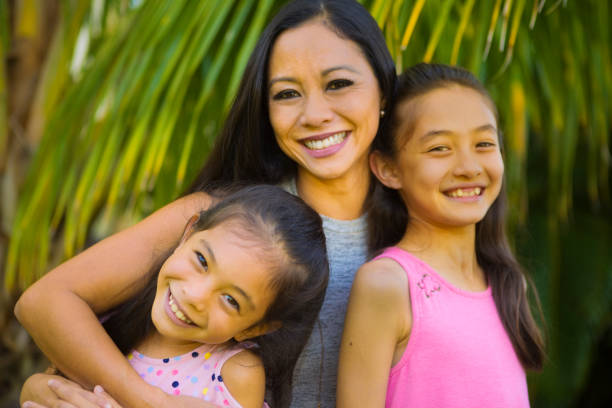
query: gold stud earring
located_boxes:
[380,109,385,117]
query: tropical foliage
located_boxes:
[1,0,610,407]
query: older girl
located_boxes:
[337,63,544,407]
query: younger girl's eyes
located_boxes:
[272,89,300,100]
[195,251,208,271]
[327,79,353,90]
[223,294,240,311]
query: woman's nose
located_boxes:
[300,92,333,127]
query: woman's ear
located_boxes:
[369,150,402,190]
[178,214,201,246]
[234,321,282,342]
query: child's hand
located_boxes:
[20,374,118,408]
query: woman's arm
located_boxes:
[15,192,211,408]
[336,259,411,408]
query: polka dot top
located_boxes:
[128,343,268,407]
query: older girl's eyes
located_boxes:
[223,294,240,311]
[272,89,300,100]
[477,141,497,148]
[195,251,208,271]
[427,145,450,153]
[327,79,353,90]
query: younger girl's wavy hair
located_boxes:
[371,63,545,370]
[102,185,329,407]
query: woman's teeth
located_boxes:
[448,187,482,198]
[304,132,346,150]
[169,293,193,325]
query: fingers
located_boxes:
[48,380,110,408]
[22,402,49,408]
[93,386,122,408]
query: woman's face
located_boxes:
[267,19,383,182]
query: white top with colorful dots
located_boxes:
[128,343,266,407]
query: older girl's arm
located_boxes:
[15,192,211,408]
[337,259,411,408]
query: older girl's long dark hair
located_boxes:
[188,0,396,194]
[103,185,329,407]
[371,63,545,370]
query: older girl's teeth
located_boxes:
[449,187,482,198]
[304,132,346,150]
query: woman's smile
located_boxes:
[301,131,350,157]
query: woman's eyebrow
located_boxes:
[321,65,360,76]
[268,76,298,88]
[268,65,361,88]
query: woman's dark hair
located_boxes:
[372,62,545,370]
[188,0,396,199]
[103,185,329,408]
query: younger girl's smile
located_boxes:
[165,289,195,327]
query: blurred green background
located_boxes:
[1,0,610,407]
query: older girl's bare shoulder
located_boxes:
[353,257,408,298]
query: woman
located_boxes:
[17,1,400,407]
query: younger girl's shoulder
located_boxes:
[220,348,265,408]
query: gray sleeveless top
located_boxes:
[282,179,369,407]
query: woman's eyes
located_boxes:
[271,79,353,100]
[223,294,240,311]
[272,89,300,100]
[327,79,353,90]
[195,251,208,270]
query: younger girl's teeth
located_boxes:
[169,293,193,324]
[304,132,346,150]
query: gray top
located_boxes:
[282,179,369,408]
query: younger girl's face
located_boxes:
[150,222,278,355]
[388,85,504,229]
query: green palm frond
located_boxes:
[0,0,8,166]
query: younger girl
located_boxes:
[25,185,329,408]
[337,63,545,407]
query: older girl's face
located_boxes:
[388,85,504,229]
[267,20,383,182]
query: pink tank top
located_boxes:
[376,247,529,408]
